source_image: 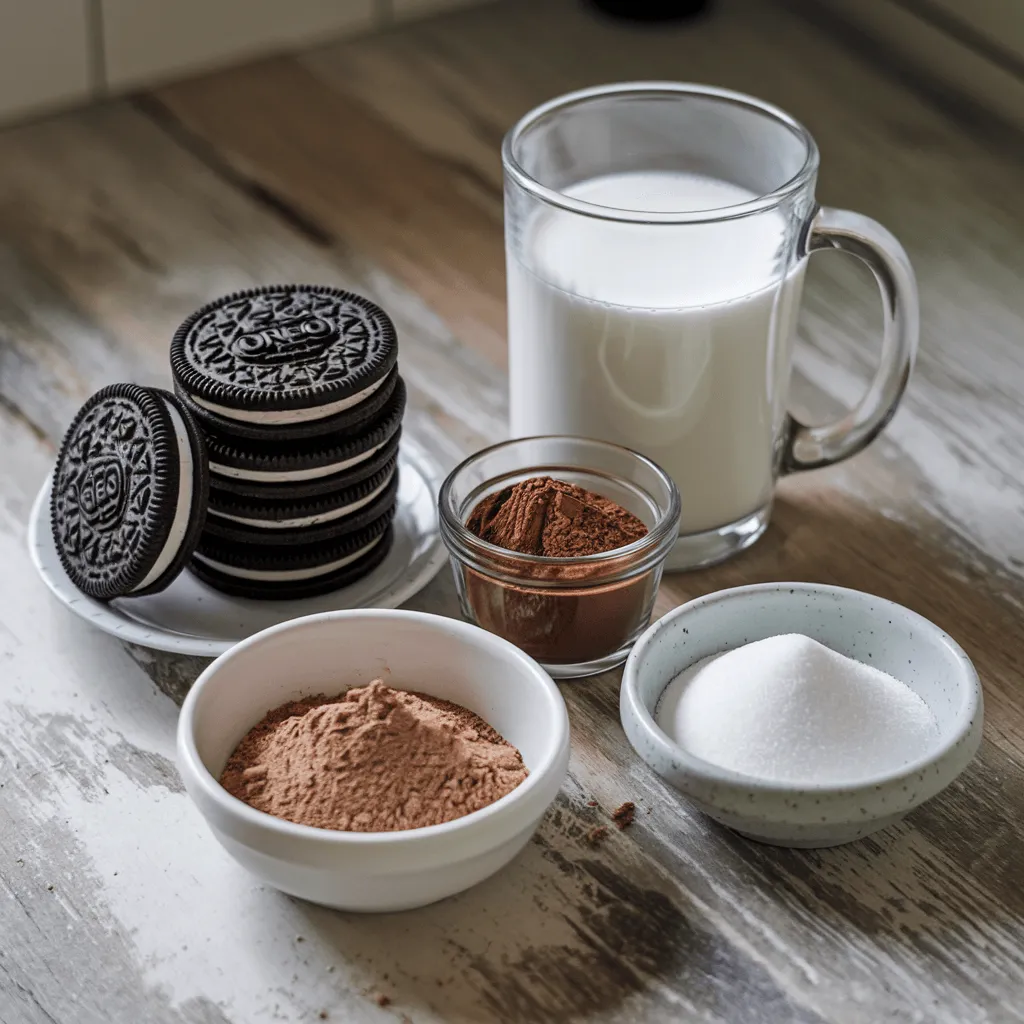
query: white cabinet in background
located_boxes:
[101,0,375,92]
[0,0,91,122]
[0,0,495,125]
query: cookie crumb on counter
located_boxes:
[612,801,636,829]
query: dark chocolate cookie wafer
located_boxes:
[175,365,399,442]
[190,517,394,600]
[51,384,209,599]
[190,527,393,601]
[207,428,401,501]
[203,376,405,488]
[208,452,396,524]
[171,285,397,437]
[204,459,399,545]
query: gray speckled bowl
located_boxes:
[620,583,983,847]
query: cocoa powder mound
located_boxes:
[220,680,528,832]
[467,476,647,557]
[461,476,655,664]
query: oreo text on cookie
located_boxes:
[231,316,339,366]
[78,457,128,531]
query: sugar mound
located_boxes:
[655,633,938,785]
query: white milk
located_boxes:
[507,171,805,534]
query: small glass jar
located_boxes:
[439,436,680,678]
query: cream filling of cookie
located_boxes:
[192,534,383,581]
[132,401,194,592]
[191,374,387,424]
[209,437,389,482]
[207,468,395,529]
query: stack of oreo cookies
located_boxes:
[170,285,405,599]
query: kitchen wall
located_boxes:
[0,0,490,124]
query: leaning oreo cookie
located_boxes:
[191,520,395,600]
[203,376,406,489]
[202,464,399,546]
[171,285,398,437]
[50,384,209,599]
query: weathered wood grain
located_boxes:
[2,0,1024,1021]
[146,61,509,368]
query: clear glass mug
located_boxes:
[502,82,918,570]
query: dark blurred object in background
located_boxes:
[588,0,711,22]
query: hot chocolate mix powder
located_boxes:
[461,476,653,664]
[467,476,647,557]
[220,680,528,831]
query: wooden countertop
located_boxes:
[2,1,1023,1021]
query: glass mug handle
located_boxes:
[782,206,919,473]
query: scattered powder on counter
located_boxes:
[220,680,528,832]
[467,476,647,557]
[612,802,636,829]
[655,634,939,785]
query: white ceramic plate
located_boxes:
[28,439,448,657]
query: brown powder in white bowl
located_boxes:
[219,679,528,832]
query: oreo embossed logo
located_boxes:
[78,456,128,530]
[172,285,398,403]
[231,315,338,365]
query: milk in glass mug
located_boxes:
[502,83,917,570]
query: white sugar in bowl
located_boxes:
[620,583,983,847]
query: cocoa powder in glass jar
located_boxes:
[438,436,681,678]
[461,477,656,665]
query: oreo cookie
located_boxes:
[175,366,400,442]
[50,384,209,599]
[208,428,401,501]
[202,463,399,546]
[171,285,397,438]
[203,376,406,490]
[208,451,396,522]
[191,521,394,600]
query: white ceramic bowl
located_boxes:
[620,583,983,847]
[177,609,570,911]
